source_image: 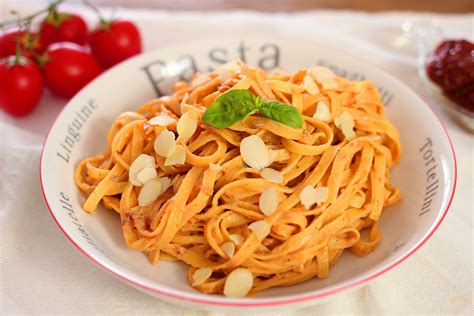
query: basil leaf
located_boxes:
[259,101,303,128]
[202,89,259,128]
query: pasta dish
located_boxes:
[75,60,401,298]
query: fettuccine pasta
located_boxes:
[75,60,401,297]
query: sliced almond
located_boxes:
[216,69,232,83]
[191,73,212,88]
[308,66,335,83]
[300,185,317,210]
[164,145,186,166]
[260,168,283,184]
[302,74,320,95]
[314,187,329,205]
[209,163,220,171]
[300,185,329,210]
[322,78,338,90]
[267,149,277,165]
[156,176,171,194]
[221,241,235,258]
[249,220,270,241]
[313,101,331,122]
[334,111,354,129]
[154,130,176,158]
[259,188,279,216]
[129,154,155,186]
[215,60,240,77]
[223,268,253,298]
[136,167,157,184]
[138,179,162,207]
[177,111,198,143]
[240,135,269,170]
[341,124,356,140]
[229,234,245,246]
[192,268,213,286]
[149,115,176,126]
[334,112,356,141]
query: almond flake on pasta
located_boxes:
[156,176,171,194]
[249,220,271,240]
[149,115,176,126]
[261,168,283,184]
[215,60,240,77]
[154,130,176,157]
[302,74,320,95]
[136,167,157,184]
[221,241,235,258]
[334,111,356,141]
[240,135,269,170]
[334,111,354,128]
[341,124,356,140]
[216,69,232,83]
[308,66,335,83]
[138,179,162,207]
[223,268,253,298]
[267,149,277,165]
[259,188,279,216]
[177,111,198,143]
[129,154,155,186]
[191,74,212,88]
[229,234,245,246]
[300,185,329,210]
[314,187,329,205]
[192,268,212,286]
[300,185,316,210]
[164,145,186,166]
[322,78,338,90]
[313,101,331,122]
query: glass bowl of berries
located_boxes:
[405,21,473,132]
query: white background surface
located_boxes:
[1,3,473,315]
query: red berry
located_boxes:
[426,39,474,111]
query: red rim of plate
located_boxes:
[39,41,457,308]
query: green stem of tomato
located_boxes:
[83,0,110,29]
[0,0,62,28]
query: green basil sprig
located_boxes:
[202,89,303,129]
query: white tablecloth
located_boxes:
[1,3,473,315]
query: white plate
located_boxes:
[40,38,456,311]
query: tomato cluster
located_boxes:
[0,4,142,117]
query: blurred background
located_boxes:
[5,0,474,12]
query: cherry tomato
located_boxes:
[0,57,44,117]
[40,12,88,46]
[89,20,141,68]
[43,42,102,98]
[0,29,46,59]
